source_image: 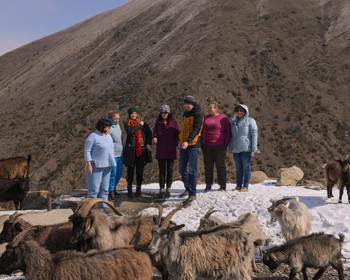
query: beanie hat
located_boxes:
[184,95,196,106]
[127,107,140,115]
[160,104,170,113]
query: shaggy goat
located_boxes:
[267,197,291,222]
[263,232,344,280]
[0,223,76,275]
[197,208,266,269]
[0,176,30,209]
[69,198,170,279]
[0,155,31,179]
[269,196,312,241]
[13,239,152,280]
[0,212,32,243]
[324,156,350,203]
[148,205,254,280]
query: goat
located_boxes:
[69,198,170,280]
[9,238,153,280]
[269,196,312,241]
[0,155,31,179]
[324,156,350,203]
[0,176,30,209]
[0,212,31,243]
[147,204,254,280]
[0,223,76,275]
[197,208,266,269]
[263,232,344,280]
[267,197,291,223]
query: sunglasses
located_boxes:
[235,109,245,112]
[161,112,169,114]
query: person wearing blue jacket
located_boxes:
[105,110,123,200]
[84,118,116,202]
[229,104,258,192]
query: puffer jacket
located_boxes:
[179,104,203,148]
[229,104,258,153]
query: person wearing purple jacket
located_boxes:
[152,104,180,198]
[201,101,231,191]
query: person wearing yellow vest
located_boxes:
[179,95,203,203]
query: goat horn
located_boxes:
[75,198,122,217]
[155,204,163,226]
[161,204,183,229]
[8,212,23,223]
[203,207,218,219]
[11,227,37,247]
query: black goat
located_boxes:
[0,176,30,209]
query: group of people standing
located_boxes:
[83,95,258,204]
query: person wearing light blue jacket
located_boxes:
[229,104,258,192]
[105,110,123,200]
[84,118,116,203]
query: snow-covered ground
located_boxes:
[141,180,350,266]
[1,180,349,279]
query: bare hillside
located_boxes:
[0,0,349,196]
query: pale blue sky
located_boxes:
[0,0,128,55]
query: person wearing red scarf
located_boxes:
[123,107,152,198]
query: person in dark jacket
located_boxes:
[152,104,180,199]
[123,107,152,198]
[179,95,203,203]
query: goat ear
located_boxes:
[14,222,24,232]
[168,224,185,233]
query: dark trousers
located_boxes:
[201,144,227,187]
[127,153,145,187]
[158,159,175,189]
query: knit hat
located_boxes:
[160,104,170,113]
[127,107,140,115]
[184,95,196,106]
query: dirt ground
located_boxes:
[0,192,349,279]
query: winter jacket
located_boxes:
[229,104,258,153]
[153,115,180,159]
[123,121,152,167]
[179,104,203,148]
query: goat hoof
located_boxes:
[338,200,342,204]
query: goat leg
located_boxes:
[347,185,350,204]
[327,184,334,198]
[312,266,327,279]
[338,186,344,203]
[289,268,302,280]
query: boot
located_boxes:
[135,186,141,197]
[108,191,115,200]
[165,188,171,198]
[158,188,166,199]
[127,186,133,198]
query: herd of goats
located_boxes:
[0,155,349,279]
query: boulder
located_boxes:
[250,171,269,184]
[276,166,304,186]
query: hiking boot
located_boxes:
[135,186,142,197]
[239,187,248,192]
[204,185,212,192]
[165,188,171,198]
[127,186,133,198]
[179,190,189,198]
[108,191,115,200]
[232,187,241,191]
[158,189,166,199]
[219,184,226,191]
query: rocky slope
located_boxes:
[0,0,349,196]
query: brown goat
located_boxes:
[324,156,350,203]
[14,239,153,280]
[0,155,31,179]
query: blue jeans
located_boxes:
[179,148,199,196]
[109,157,123,192]
[233,152,252,189]
[86,164,112,203]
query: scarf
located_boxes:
[129,119,142,157]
